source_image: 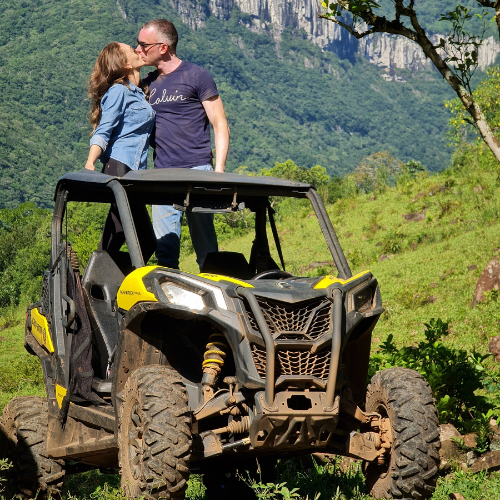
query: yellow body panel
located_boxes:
[56,384,67,409]
[31,307,55,353]
[117,266,159,310]
[313,270,371,289]
[198,273,254,288]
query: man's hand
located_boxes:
[202,96,230,172]
[85,144,102,171]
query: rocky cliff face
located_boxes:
[168,0,500,72]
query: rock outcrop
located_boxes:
[471,257,500,307]
[168,0,500,72]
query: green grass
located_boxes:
[433,469,500,499]
[0,321,44,411]
[182,166,500,356]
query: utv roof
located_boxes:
[53,168,351,279]
[56,168,314,204]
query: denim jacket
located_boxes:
[90,82,154,170]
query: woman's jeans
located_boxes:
[152,165,218,270]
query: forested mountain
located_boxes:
[0,0,458,208]
[176,0,500,71]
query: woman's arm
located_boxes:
[85,144,103,170]
[88,85,126,162]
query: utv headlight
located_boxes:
[161,282,205,311]
[353,287,374,313]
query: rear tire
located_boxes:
[118,365,192,499]
[1,396,65,498]
[364,368,440,499]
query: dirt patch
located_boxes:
[378,254,394,262]
[412,190,426,202]
[412,184,449,203]
[440,269,454,281]
[303,261,336,271]
[403,212,426,222]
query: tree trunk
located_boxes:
[414,30,500,161]
[319,4,500,163]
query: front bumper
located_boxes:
[249,391,339,450]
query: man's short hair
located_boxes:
[142,19,178,53]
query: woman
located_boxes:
[85,42,155,258]
[86,41,154,173]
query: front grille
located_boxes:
[251,344,331,380]
[245,297,332,340]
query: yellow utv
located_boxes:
[1,169,440,499]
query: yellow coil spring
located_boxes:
[202,333,228,374]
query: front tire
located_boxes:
[118,365,192,499]
[364,368,440,499]
[1,396,65,498]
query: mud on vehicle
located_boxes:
[1,169,440,499]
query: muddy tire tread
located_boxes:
[365,367,440,499]
[1,396,65,498]
[118,365,192,499]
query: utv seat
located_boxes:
[82,250,132,378]
[201,252,254,280]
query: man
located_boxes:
[137,19,230,270]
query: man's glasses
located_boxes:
[137,41,165,51]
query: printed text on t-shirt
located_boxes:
[150,88,187,105]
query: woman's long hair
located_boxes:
[88,42,129,132]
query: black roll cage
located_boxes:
[51,168,352,279]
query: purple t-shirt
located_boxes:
[146,62,219,169]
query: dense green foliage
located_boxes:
[446,65,500,146]
[0,0,456,208]
[370,318,500,443]
[376,0,497,36]
[0,204,51,312]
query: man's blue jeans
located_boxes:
[152,165,218,270]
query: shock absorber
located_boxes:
[202,331,228,396]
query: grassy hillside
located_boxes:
[0,0,455,208]
[180,149,500,357]
[2,145,500,497]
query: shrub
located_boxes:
[0,459,12,493]
[258,160,329,189]
[369,318,500,433]
[327,174,360,203]
[353,151,404,194]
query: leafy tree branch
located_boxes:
[316,0,500,162]
[476,0,500,38]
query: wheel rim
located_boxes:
[128,402,145,480]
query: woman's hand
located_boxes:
[85,162,96,171]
